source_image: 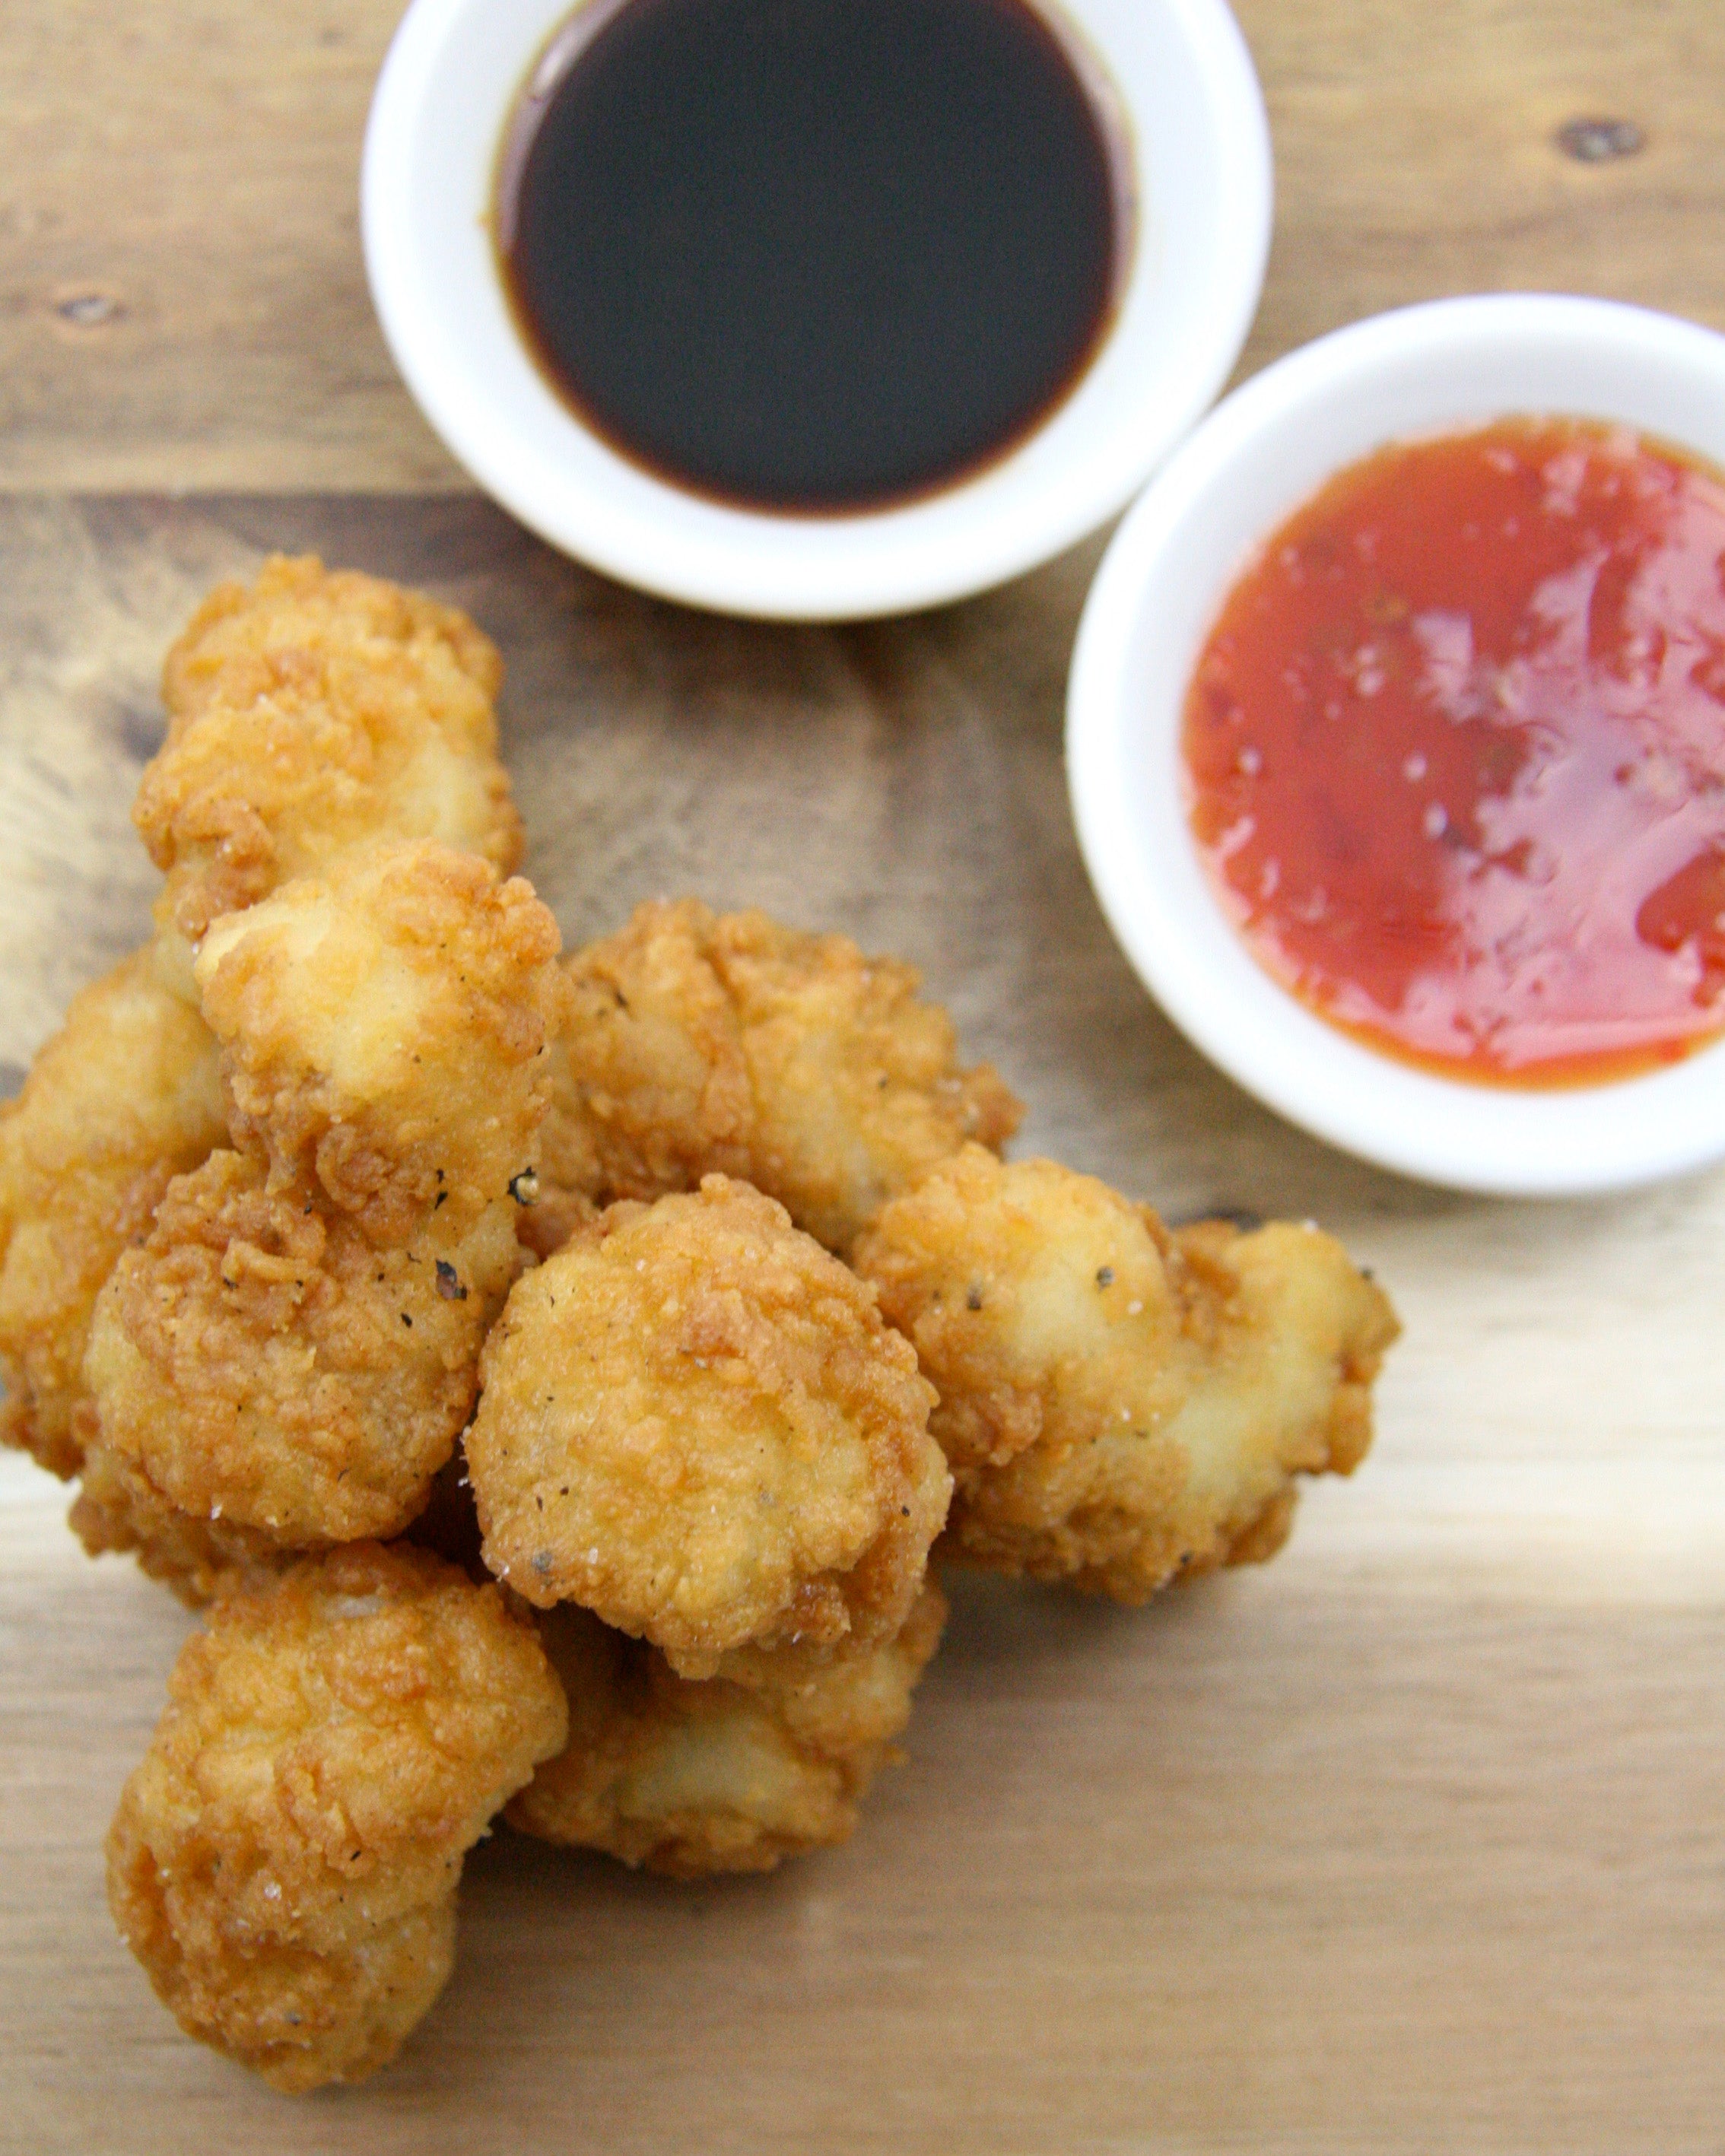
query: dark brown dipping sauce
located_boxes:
[497,0,1129,513]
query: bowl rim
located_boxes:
[1066,291,1725,1196]
[361,0,1274,621]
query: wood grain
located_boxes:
[9,1478,1724,2156]
[2,496,1723,2151]
[1,2,1722,491]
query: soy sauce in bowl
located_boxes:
[496,0,1133,513]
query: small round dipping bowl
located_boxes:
[361,0,1270,621]
[1066,293,1725,1195]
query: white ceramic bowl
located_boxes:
[1067,293,1725,1196]
[361,0,1271,621]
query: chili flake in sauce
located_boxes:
[1182,418,1725,1086]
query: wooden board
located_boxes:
[3,496,1724,2153]
[2,2,1724,491]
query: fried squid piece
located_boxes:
[137,555,522,958]
[853,1148,1399,1599]
[83,841,561,1548]
[70,1437,291,1608]
[0,948,226,1478]
[83,1151,520,1545]
[107,1543,566,2092]
[194,839,564,1241]
[508,1580,946,1875]
[466,1176,950,1676]
[528,900,1021,1258]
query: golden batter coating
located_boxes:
[195,840,564,1241]
[466,1176,950,1676]
[532,900,1021,1256]
[0,948,227,1479]
[138,555,522,953]
[70,1437,291,1608]
[853,1148,1399,1599]
[508,1580,947,1875]
[84,1151,520,1546]
[513,1045,602,1262]
[107,1542,566,2091]
[160,553,503,729]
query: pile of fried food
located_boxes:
[0,559,1399,2093]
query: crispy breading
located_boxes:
[138,556,522,952]
[195,840,563,1240]
[466,1176,951,1676]
[853,1148,1399,1599]
[531,900,1021,1256]
[161,554,503,729]
[84,1151,520,1545]
[69,1437,291,1608]
[80,844,556,1554]
[107,1542,566,2091]
[0,948,226,1478]
[512,1055,601,1262]
[507,1580,946,1875]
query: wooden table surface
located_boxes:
[3,5,1723,2151]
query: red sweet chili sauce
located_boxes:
[1182,418,1725,1087]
